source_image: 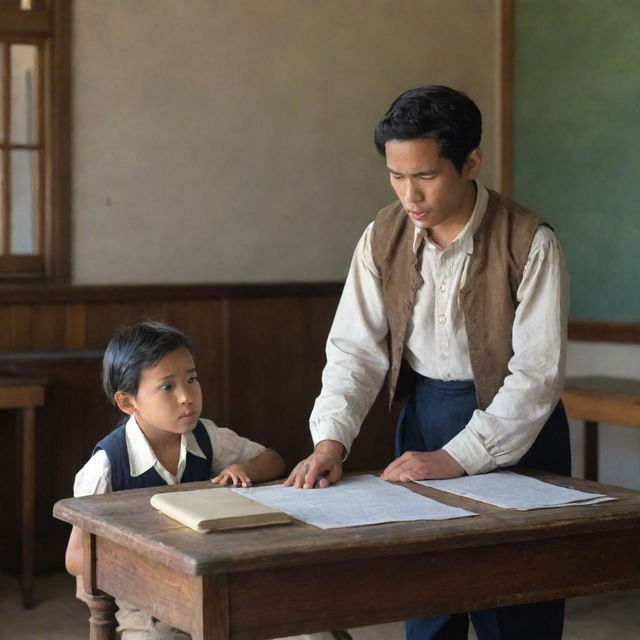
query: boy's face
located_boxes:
[117,346,203,442]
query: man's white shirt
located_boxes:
[309,183,569,475]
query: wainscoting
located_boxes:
[0,283,397,573]
[0,283,635,573]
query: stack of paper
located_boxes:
[416,471,615,510]
[233,474,476,529]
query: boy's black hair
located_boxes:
[373,85,482,174]
[102,319,195,404]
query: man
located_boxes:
[285,85,570,639]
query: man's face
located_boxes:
[385,138,481,244]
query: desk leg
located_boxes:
[191,574,229,640]
[584,420,599,481]
[83,532,117,639]
[85,593,117,640]
[21,406,35,609]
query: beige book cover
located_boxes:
[150,486,292,533]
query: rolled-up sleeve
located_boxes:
[444,226,569,475]
[309,223,390,456]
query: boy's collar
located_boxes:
[124,415,206,478]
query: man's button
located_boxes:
[441,353,448,360]
[439,314,446,324]
[439,284,446,292]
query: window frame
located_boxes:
[0,0,71,282]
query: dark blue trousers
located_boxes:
[395,375,571,640]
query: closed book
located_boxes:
[150,486,292,533]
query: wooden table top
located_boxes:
[564,376,640,397]
[0,376,46,408]
[53,471,640,577]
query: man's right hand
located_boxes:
[283,439,344,489]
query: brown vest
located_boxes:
[371,189,545,410]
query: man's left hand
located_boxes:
[380,449,465,482]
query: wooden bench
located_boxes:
[0,377,47,608]
[562,376,640,481]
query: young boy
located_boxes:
[65,319,299,639]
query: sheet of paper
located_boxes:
[232,474,476,529]
[416,471,615,510]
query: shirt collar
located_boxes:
[412,181,488,254]
[125,415,207,478]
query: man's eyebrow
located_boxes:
[386,167,438,177]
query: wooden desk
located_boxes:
[53,472,640,640]
[0,376,46,609]
[562,376,640,481]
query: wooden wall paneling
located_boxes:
[83,301,170,348]
[30,303,68,350]
[225,296,336,472]
[162,299,226,423]
[0,350,113,571]
[0,305,15,351]
[343,391,399,475]
[9,306,34,349]
[64,303,87,349]
[0,411,19,547]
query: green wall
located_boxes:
[514,0,639,322]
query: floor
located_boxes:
[1,572,639,639]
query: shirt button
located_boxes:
[441,353,448,360]
[439,284,446,292]
[439,315,446,324]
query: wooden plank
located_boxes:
[0,9,51,36]
[64,303,87,349]
[226,295,338,471]
[228,528,640,639]
[0,379,44,407]
[568,319,640,344]
[563,376,640,428]
[0,282,344,305]
[193,574,229,640]
[30,303,66,349]
[53,474,640,577]
[95,537,197,633]
[9,305,32,349]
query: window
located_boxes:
[0,0,71,280]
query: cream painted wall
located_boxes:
[72,0,501,284]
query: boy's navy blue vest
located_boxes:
[93,420,214,491]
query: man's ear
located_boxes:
[464,148,482,180]
[114,391,136,416]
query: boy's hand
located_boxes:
[284,439,344,489]
[211,463,253,488]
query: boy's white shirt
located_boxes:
[73,415,265,497]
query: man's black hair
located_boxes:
[373,85,482,173]
[102,319,195,403]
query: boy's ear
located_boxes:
[114,391,136,416]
